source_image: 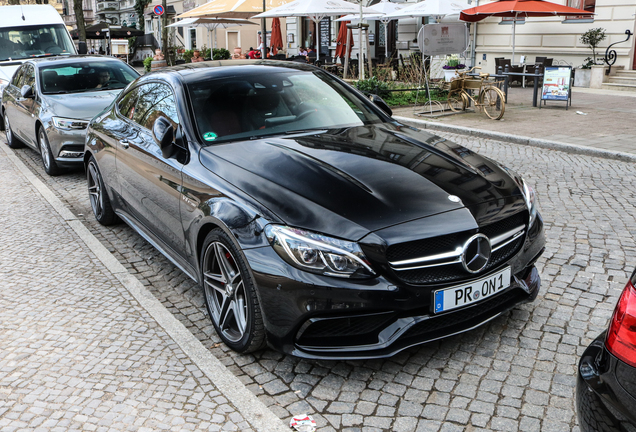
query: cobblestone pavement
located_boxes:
[5,130,636,432]
[0,148,274,431]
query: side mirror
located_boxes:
[152,116,176,159]
[369,94,392,117]
[20,85,34,99]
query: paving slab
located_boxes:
[0,144,287,432]
[393,86,636,157]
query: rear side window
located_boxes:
[118,88,138,120]
[132,82,179,130]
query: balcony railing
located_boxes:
[97,1,119,12]
[63,10,95,25]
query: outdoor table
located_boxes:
[502,72,543,107]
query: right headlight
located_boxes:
[519,177,539,227]
[52,117,90,130]
[265,225,375,279]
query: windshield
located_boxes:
[39,61,139,94]
[0,24,75,61]
[186,68,383,144]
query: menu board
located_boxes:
[417,24,468,56]
[541,67,572,101]
[319,18,330,56]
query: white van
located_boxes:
[0,5,76,90]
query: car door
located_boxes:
[115,81,186,256]
[4,65,25,138]
[9,63,35,146]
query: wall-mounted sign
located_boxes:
[417,23,468,56]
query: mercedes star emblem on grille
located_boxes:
[461,234,492,274]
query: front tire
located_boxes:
[87,156,118,225]
[4,111,23,149]
[37,127,61,176]
[479,86,505,120]
[201,229,266,354]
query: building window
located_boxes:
[501,16,525,24]
[566,0,595,19]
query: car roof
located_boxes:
[28,55,126,67]
[144,60,318,83]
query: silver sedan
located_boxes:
[1,55,139,175]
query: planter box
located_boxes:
[574,68,591,88]
[444,69,464,82]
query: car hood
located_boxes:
[199,123,524,240]
[42,90,121,120]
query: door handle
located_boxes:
[119,139,130,149]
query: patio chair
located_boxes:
[496,58,523,86]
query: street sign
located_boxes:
[153,5,164,16]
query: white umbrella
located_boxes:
[253,0,375,60]
[167,17,256,49]
[337,0,403,58]
[386,0,471,20]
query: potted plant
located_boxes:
[575,28,606,87]
[443,54,466,82]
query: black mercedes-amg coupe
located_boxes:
[85,61,545,359]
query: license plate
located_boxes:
[433,267,511,314]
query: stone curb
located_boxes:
[394,115,636,164]
[0,143,288,432]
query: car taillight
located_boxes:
[605,279,636,367]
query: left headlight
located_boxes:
[520,177,539,226]
[265,225,376,279]
[52,117,90,130]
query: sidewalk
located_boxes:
[392,86,636,157]
[0,144,287,431]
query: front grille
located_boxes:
[387,212,527,285]
[402,289,523,339]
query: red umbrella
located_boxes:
[460,0,594,63]
[335,19,354,59]
[270,17,283,56]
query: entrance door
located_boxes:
[227,31,239,52]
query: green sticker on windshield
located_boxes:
[203,132,217,141]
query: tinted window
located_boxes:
[38,60,139,94]
[132,82,179,130]
[118,88,138,120]
[11,66,24,87]
[185,68,382,144]
[0,24,75,61]
[23,65,35,90]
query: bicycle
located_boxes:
[443,67,506,120]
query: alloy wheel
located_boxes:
[4,113,11,143]
[39,128,51,170]
[87,161,103,219]
[202,242,249,343]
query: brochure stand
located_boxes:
[540,66,573,110]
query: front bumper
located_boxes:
[45,124,86,167]
[244,216,545,359]
[576,332,636,432]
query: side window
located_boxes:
[11,66,24,87]
[23,65,35,90]
[118,88,138,120]
[133,82,179,130]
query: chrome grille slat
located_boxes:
[386,214,527,283]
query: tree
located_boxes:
[134,0,152,31]
[7,0,20,5]
[161,0,167,57]
[73,0,87,54]
[580,27,606,65]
